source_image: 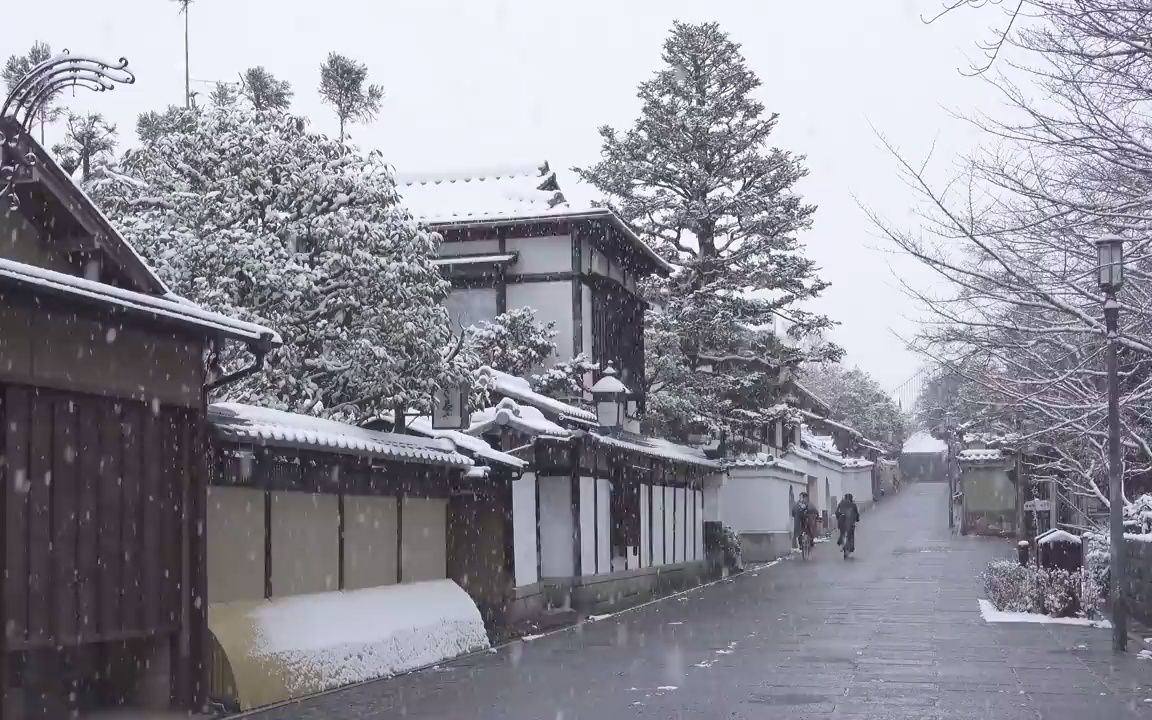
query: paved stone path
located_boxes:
[242,482,1152,719]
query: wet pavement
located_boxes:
[242,482,1152,719]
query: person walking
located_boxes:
[836,493,861,554]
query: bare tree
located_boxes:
[880,0,1152,520]
[318,53,383,142]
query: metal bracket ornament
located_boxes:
[0,51,135,209]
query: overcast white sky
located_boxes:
[7,0,1009,394]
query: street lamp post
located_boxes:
[1097,233,1127,652]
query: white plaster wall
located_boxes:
[672,483,681,562]
[597,478,612,575]
[512,474,539,587]
[446,287,498,327]
[207,486,265,604]
[506,235,571,274]
[343,495,398,590]
[439,239,500,255]
[640,483,650,569]
[651,486,665,566]
[694,490,704,561]
[720,470,778,535]
[703,484,721,522]
[400,497,447,582]
[507,282,574,362]
[581,284,593,360]
[579,476,596,575]
[664,486,676,565]
[539,476,573,578]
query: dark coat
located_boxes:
[836,499,860,529]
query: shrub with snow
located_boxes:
[1038,568,1080,617]
[983,559,1038,613]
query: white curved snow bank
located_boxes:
[902,431,947,455]
[209,580,489,709]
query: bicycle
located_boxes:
[799,527,813,560]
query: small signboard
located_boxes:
[431,385,467,430]
[1023,499,1052,512]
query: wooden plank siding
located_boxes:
[1,384,194,651]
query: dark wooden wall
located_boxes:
[1,383,204,708]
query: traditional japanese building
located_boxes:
[0,114,278,718]
[397,162,671,397]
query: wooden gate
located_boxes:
[0,383,201,714]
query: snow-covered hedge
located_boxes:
[983,559,1099,618]
[983,560,1037,613]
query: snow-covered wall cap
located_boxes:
[397,163,673,274]
[957,448,1006,463]
[0,257,281,345]
[208,403,472,468]
[725,452,806,475]
[477,366,597,425]
[403,414,526,469]
[1036,529,1081,545]
[468,398,572,439]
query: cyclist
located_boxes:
[836,493,861,553]
[791,492,819,549]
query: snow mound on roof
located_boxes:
[247,581,488,701]
[469,398,571,438]
[902,432,947,455]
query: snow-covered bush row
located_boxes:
[983,559,1104,618]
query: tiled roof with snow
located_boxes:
[1036,529,1081,545]
[403,415,526,469]
[0,257,281,345]
[478,366,597,425]
[957,448,1005,463]
[209,403,472,468]
[396,163,672,273]
[468,398,572,439]
[583,431,721,470]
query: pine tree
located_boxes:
[465,307,557,378]
[51,113,117,179]
[577,22,837,436]
[318,53,383,142]
[240,66,293,112]
[2,41,62,143]
[87,103,463,422]
[136,105,196,143]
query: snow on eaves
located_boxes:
[0,256,280,345]
[209,403,472,468]
[478,366,597,425]
[431,252,519,268]
[582,431,721,470]
[468,398,572,438]
[957,448,1006,463]
[404,414,526,469]
[396,163,672,274]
